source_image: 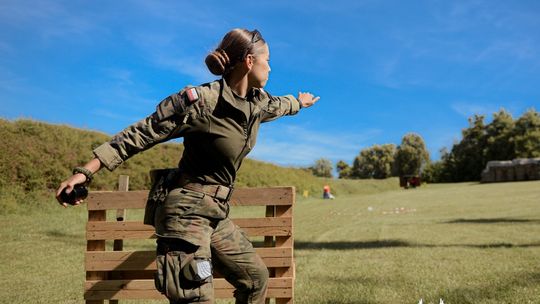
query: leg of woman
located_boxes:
[154,187,219,304]
[211,217,269,304]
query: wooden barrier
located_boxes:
[84,175,295,303]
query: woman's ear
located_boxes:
[245,54,254,69]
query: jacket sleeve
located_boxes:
[260,92,301,123]
[93,88,198,171]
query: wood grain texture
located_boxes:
[87,187,294,210]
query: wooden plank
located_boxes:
[112,176,129,253]
[85,247,293,271]
[86,217,292,240]
[229,187,294,207]
[86,211,106,252]
[87,187,294,210]
[87,218,291,231]
[264,205,276,248]
[84,278,293,300]
[275,203,295,281]
[275,206,294,247]
[87,190,148,210]
[86,210,106,304]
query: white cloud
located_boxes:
[125,31,214,83]
[450,102,501,118]
[0,40,13,54]
[153,54,213,84]
[130,1,226,30]
[102,68,134,86]
[0,67,25,92]
[90,108,142,124]
[249,124,382,166]
[474,39,537,62]
[0,0,107,41]
[449,101,532,120]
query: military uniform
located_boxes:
[93,79,301,304]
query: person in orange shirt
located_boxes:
[323,185,335,199]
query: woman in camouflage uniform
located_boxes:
[56,29,319,304]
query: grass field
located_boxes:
[1,180,539,304]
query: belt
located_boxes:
[182,183,234,202]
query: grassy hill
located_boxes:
[0,119,399,213]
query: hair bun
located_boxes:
[205,48,230,76]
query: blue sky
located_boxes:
[1,0,539,169]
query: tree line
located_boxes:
[310,109,540,183]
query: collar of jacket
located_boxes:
[218,78,265,119]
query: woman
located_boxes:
[56,28,319,304]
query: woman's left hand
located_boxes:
[298,92,320,108]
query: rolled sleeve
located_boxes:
[290,96,301,114]
[93,112,183,171]
[261,94,300,123]
[93,142,124,171]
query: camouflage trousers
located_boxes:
[153,187,269,304]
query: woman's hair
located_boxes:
[205,29,266,76]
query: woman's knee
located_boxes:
[248,256,269,291]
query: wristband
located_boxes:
[297,98,304,109]
[73,167,93,184]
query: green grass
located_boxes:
[1,180,539,303]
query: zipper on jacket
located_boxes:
[234,109,258,168]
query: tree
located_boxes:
[513,109,540,158]
[311,158,333,178]
[448,114,488,181]
[421,160,444,183]
[484,109,515,161]
[418,109,539,183]
[393,133,430,177]
[336,160,351,179]
[351,144,396,179]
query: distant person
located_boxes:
[55,29,319,304]
[323,185,335,199]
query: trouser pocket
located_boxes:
[154,250,212,302]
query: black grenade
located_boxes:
[60,185,88,205]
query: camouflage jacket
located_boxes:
[93,79,301,186]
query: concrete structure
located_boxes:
[481,158,540,183]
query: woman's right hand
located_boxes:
[55,173,87,207]
[297,92,320,108]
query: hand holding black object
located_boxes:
[59,185,88,205]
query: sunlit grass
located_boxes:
[0,180,539,303]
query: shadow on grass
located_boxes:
[317,300,375,304]
[296,239,410,250]
[295,240,540,250]
[434,270,540,303]
[45,229,84,245]
[444,218,540,224]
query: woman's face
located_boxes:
[248,44,271,88]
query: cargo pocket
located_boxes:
[156,188,206,237]
[154,251,212,302]
[154,253,166,293]
[163,188,206,218]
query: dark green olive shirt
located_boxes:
[93,79,301,186]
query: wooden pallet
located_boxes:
[84,175,295,304]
